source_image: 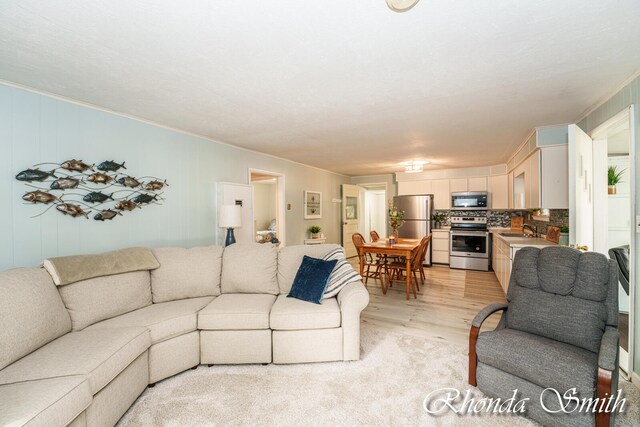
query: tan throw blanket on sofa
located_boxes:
[43,247,160,286]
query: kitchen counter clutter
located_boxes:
[489,227,557,248]
[489,227,557,293]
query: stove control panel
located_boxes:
[450,216,487,224]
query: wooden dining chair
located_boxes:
[352,233,384,287]
[385,235,431,296]
[416,233,432,285]
[369,230,390,265]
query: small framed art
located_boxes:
[304,190,322,219]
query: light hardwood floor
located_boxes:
[351,260,506,347]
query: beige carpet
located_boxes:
[118,324,639,426]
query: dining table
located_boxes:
[357,237,422,300]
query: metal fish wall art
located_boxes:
[22,190,60,204]
[16,159,168,221]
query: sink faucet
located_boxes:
[523,224,538,237]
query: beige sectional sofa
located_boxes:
[0,243,369,427]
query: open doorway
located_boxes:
[591,106,636,378]
[362,185,388,239]
[249,170,285,246]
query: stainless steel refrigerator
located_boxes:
[393,194,434,266]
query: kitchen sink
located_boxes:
[500,233,534,238]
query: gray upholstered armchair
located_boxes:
[469,246,619,427]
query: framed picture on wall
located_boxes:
[304,190,322,219]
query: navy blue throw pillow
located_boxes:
[288,255,338,304]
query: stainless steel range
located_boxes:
[449,216,490,271]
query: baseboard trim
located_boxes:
[632,372,640,390]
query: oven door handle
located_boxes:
[450,231,489,237]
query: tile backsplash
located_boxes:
[526,209,569,235]
[433,209,569,234]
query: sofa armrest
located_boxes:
[471,303,508,328]
[337,281,370,361]
[337,281,369,312]
[598,326,619,372]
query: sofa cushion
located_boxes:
[221,243,278,294]
[0,376,91,427]
[476,328,598,396]
[86,296,213,344]
[277,244,343,294]
[0,268,71,370]
[57,271,152,331]
[0,327,150,395]
[43,247,159,286]
[270,294,341,330]
[151,246,223,302]
[198,294,276,330]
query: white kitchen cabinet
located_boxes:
[529,150,541,208]
[431,179,450,210]
[512,161,528,209]
[398,180,432,196]
[540,145,568,209]
[511,147,568,210]
[489,175,509,209]
[449,178,468,193]
[449,177,487,193]
[468,177,488,192]
[431,229,450,264]
[492,235,511,294]
[508,172,514,209]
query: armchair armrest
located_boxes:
[469,303,508,387]
[337,281,370,361]
[598,326,619,371]
[595,327,619,427]
[471,303,508,328]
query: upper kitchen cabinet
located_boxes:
[468,177,488,191]
[489,174,509,209]
[449,178,467,193]
[398,180,432,196]
[508,125,569,209]
[449,177,488,193]
[398,177,449,208]
[431,179,450,209]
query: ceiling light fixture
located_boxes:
[400,160,429,173]
[386,0,420,13]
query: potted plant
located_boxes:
[308,225,322,239]
[559,225,569,246]
[388,200,405,238]
[432,213,446,229]
[608,166,625,194]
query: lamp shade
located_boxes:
[218,205,242,228]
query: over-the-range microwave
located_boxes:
[451,191,490,210]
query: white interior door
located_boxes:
[568,124,594,249]
[342,184,362,258]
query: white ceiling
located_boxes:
[1,1,640,176]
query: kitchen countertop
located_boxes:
[489,227,557,248]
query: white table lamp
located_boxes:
[219,205,242,246]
